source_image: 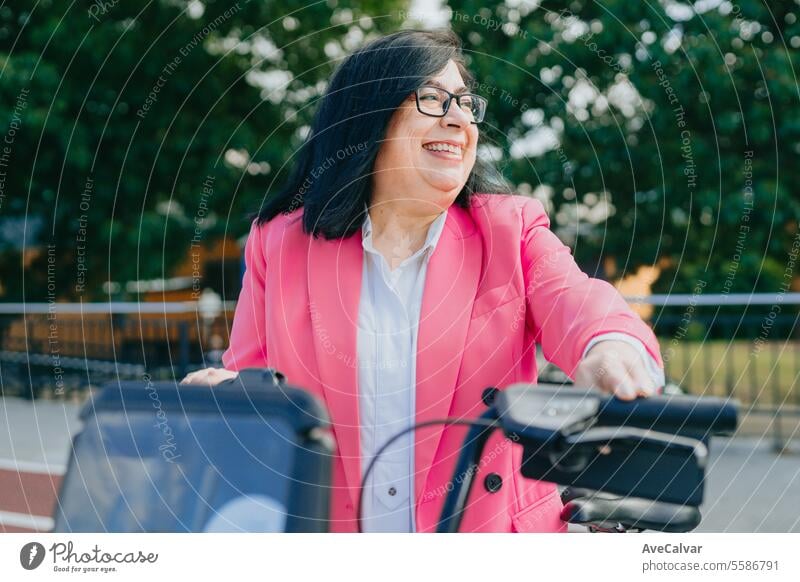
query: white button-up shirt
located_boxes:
[357,208,448,533]
[356,207,665,533]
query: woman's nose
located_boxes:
[440,99,471,127]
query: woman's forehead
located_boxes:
[425,60,467,87]
[423,78,469,94]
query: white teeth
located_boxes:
[423,142,462,156]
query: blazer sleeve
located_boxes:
[520,198,664,379]
[221,218,269,371]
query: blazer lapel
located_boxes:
[306,206,482,517]
[414,206,482,508]
[307,231,363,510]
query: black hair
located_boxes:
[256,28,510,238]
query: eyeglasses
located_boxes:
[413,85,488,124]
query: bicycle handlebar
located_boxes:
[435,383,739,532]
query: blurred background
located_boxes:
[0,0,798,532]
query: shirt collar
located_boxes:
[361,205,449,258]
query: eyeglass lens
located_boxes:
[417,87,485,122]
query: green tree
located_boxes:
[446,0,799,295]
[0,0,406,300]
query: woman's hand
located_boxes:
[179,367,239,386]
[573,340,658,401]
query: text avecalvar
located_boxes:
[642,544,702,554]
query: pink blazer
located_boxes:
[222,193,663,532]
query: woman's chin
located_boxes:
[421,175,465,196]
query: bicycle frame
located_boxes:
[436,409,500,533]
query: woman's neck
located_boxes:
[367,201,442,270]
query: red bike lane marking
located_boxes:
[0,464,63,532]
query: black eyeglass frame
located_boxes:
[413,86,488,124]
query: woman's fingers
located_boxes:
[574,340,652,400]
[626,358,658,398]
[575,355,634,400]
[179,367,238,386]
[590,359,637,400]
[179,368,211,385]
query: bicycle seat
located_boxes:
[560,490,701,532]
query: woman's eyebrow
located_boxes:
[424,79,469,94]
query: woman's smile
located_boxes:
[422,140,465,161]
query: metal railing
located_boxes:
[636,293,800,453]
[1,294,797,449]
[0,302,235,398]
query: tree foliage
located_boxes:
[1,0,797,302]
[448,0,799,293]
[0,0,406,300]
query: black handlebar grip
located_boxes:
[594,393,738,436]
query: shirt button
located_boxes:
[388,487,397,496]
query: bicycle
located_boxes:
[52,370,737,533]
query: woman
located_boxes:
[182,29,665,533]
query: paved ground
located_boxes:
[0,395,83,472]
[1,395,798,532]
[698,435,800,532]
